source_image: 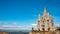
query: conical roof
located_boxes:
[43,6,47,16]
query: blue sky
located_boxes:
[0,0,60,30]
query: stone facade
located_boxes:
[37,6,55,31]
[29,6,56,34]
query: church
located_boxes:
[29,6,55,34]
[36,6,55,31]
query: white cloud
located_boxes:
[0,22,33,30]
[31,24,36,26]
[0,25,32,30]
[0,19,41,30]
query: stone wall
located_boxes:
[29,31,60,34]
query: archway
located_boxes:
[48,28,50,31]
[42,28,45,31]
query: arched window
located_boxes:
[42,25,45,27]
[48,28,50,31]
[47,20,49,22]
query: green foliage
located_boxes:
[57,27,60,31]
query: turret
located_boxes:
[37,13,41,31]
[38,13,41,21]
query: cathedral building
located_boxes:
[29,6,59,34]
[37,7,55,31]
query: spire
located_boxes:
[38,13,41,20]
[37,13,41,30]
[43,6,47,16]
[44,6,46,13]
